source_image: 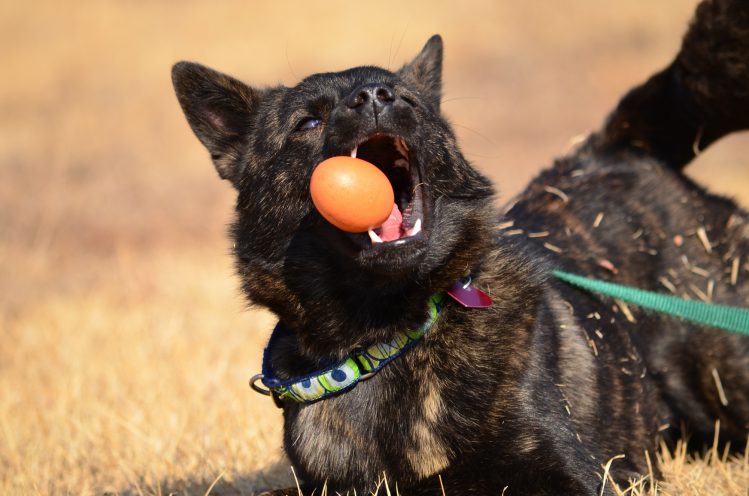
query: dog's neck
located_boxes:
[284,265,467,363]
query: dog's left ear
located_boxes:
[398,34,443,111]
[172,61,261,183]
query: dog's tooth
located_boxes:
[406,218,422,237]
[351,146,358,158]
[394,158,409,169]
[368,229,383,244]
[394,137,409,158]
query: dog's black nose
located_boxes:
[345,83,396,112]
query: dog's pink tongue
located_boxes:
[378,203,403,242]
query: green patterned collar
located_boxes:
[251,293,446,405]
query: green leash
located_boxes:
[553,270,749,336]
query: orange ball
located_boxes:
[310,156,394,233]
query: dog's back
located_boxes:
[506,0,749,469]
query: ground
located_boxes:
[1,1,747,494]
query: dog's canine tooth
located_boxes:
[368,229,383,243]
[395,137,409,158]
[394,158,409,170]
[407,218,422,237]
[351,146,358,158]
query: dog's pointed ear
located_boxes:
[172,61,260,183]
[398,35,443,111]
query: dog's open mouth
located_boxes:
[349,134,426,247]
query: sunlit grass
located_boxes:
[0,251,288,495]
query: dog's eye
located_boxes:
[297,117,321,131]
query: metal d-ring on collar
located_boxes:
[250,292,447,405]
[249,374,271,396]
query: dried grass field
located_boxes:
[1,1,748,494]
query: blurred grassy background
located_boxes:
[1,1,748,494]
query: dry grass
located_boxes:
[0,250,289,495]
[2,0,749,494]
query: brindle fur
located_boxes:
[172,1,749,494]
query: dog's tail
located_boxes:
[597,0,749,171]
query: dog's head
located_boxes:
[172,36,496,351]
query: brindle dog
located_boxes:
[172,0,749,494]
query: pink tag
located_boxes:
[447,279,493,308]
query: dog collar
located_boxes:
[252,292,446,405]
[249,276,493,405]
